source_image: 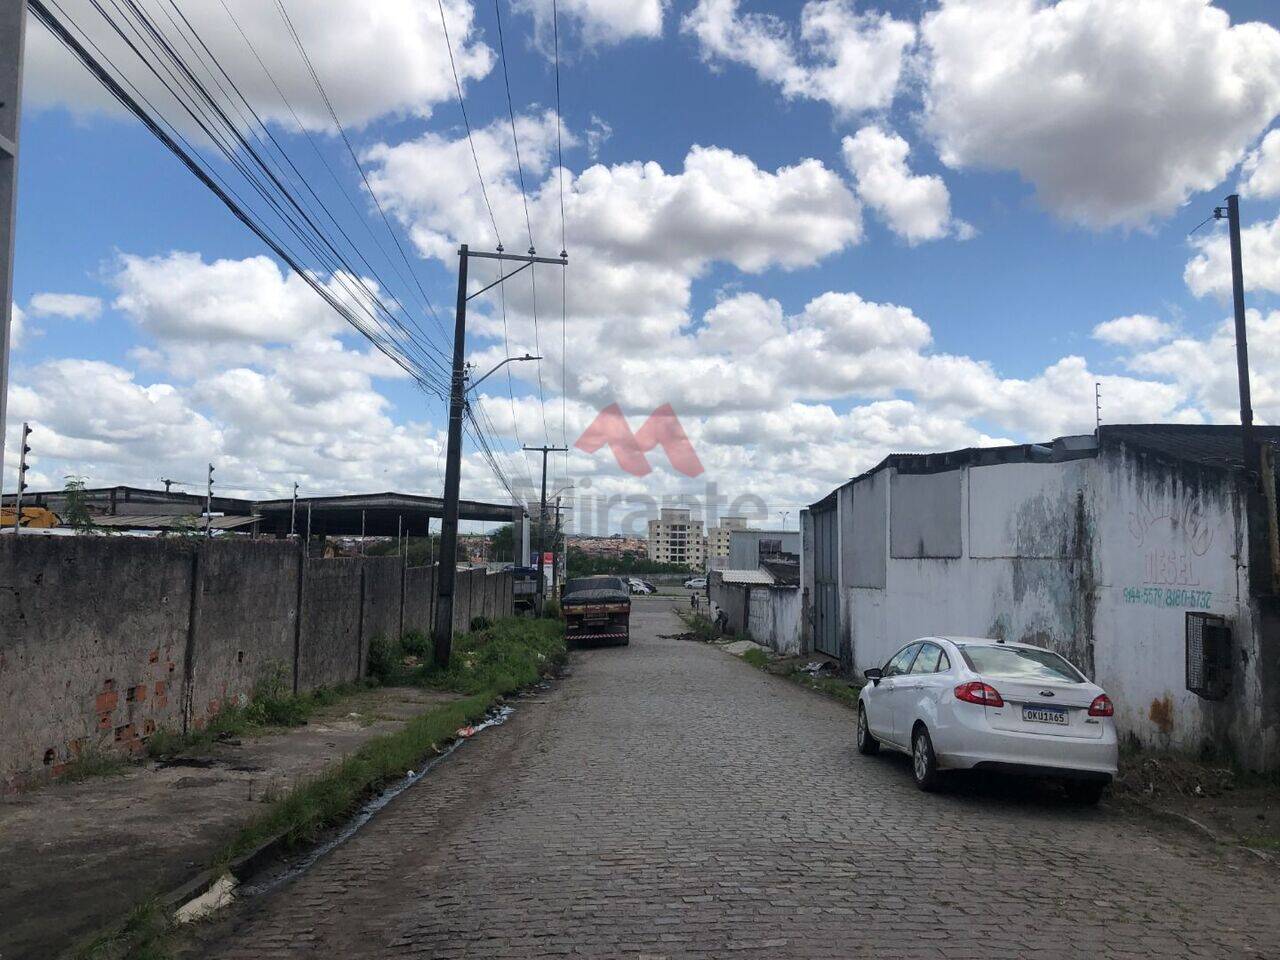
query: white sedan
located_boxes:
[855,636,1118,804]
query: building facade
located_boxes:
[706,516,748,567]
[728,528,801,570]
[647,507,706,569]
[801,425,1280,769]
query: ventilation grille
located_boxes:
[1186,612,1232,701]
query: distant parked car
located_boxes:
[856,636,1117,804]
[627,577,654,595]
[684,577,707,590]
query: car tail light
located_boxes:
[954,681,1004,707]
[1088,694,1114,717]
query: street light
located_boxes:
[466,354,541,393]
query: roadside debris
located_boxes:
[176,874,237,924]
[799,660,839,678]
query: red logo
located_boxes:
[575,403,705,478]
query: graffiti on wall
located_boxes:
[1124,491,1220,610]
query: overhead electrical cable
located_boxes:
[31,0,451,400]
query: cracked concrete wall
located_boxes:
[402,564,437,637]
[296,558,363,692]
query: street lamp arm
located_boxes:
[467,354,541,392]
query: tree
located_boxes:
[62,476,96,534]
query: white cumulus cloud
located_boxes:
[681,0,916,116]
[29,292,102,321]
[1092,314,1175,348]
[842,126,970,244]
[1239,129,1280,199]
[1184,212,1280,299]
[920,0,1280,228]
[24,0,492,130]
[515,0,666,46]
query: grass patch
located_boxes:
[61,746,131,783]
[75,896,174,960]
[146,665,360,760]
[792,672,862,709]
[369,617,566,696]
[676,610,719,642]
[741,647,770,669]
[224,616,565,863]
[218,692,494,865]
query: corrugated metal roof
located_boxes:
[718,568,775,585]
[1101,424,1280,473]
[90,513,260,531]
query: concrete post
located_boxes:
[0,2,27,487]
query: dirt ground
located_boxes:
[0,686,462,960]
[1113,751,1280,855]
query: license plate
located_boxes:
[1023,705,1068,725]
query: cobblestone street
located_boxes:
[198,598,1280,959]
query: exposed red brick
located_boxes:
[148,648,159,664]
[94,688,119,714]
[154,680,167,696]
[97,713,112,731]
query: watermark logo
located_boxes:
[574,403,705,478]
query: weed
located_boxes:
[75,896,173,960]
[788,669,862,709]
[219,618,563,865]
[542,599,561,620]
[676,610,719,643]
[401,630,430,657]
[61,746,130,783]
[469,616,492,632]
[742,648,770,669]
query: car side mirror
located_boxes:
[864,667,883,686]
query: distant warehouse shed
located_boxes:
[800,424,1280,769]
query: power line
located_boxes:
[436,0,501,249]
[32,0,451,401]
[273,0,450,345]
[492,0,534,250]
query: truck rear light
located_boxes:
[954,681,1004,707]
[1088,694,1114,717]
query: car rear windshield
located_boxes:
[958,645,1085,683]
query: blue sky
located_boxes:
[10,0,1280,530]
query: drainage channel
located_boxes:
[179,703,516,918]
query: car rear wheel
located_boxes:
[1063,778,1107,806]
[856,706,880,756]
[911,725,940,792]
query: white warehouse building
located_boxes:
[799,425,1280,770]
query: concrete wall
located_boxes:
[728,529,801,569]
[403,564,436,636]
[0,539,516,788]
[747,586,803,656]
[0,537,193,785]
[297,558,364,692]
[830,450,1270,763]
[188,540,300,728]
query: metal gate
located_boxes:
[812,505,840,658]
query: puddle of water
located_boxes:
[237,705,514,897]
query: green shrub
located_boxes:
[469,616,492,632]
[401,630,430,657]
[742,647,770,669]
[422,617,565,696]
[542,599,561,620]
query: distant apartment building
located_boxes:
[647,508,705,569]
[706,515,749,564]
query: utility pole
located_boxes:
[290,481,299,537]
[204,463,214,538]
[1094,382,1102,436]
[1216,195,1258,475]
[433,244,566,666]
[523,444,569,612]
[551,495,563,595]
[0,2,26,490]
[14,421,29,534]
